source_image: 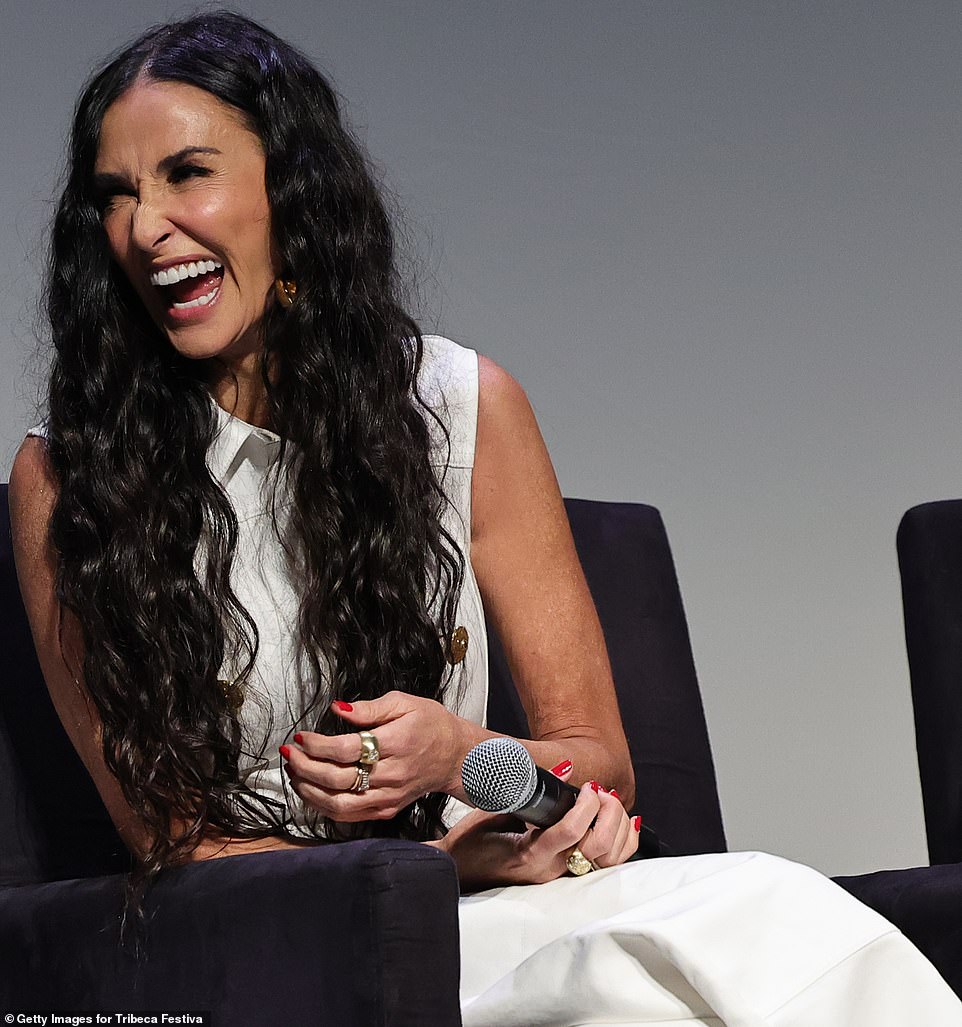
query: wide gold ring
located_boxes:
[565,848,597,877]
[357,730,380,765]
[349,766,371,793]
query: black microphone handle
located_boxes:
[512,764,672,859]
[512,766,580,828]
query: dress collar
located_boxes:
[206,396,282,484]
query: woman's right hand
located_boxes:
[433,766,641,891]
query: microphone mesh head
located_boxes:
[461,737,538,813]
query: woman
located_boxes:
[9,12,961,1025]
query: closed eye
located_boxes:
[92,173,135,213]
[169,163,212,184]
[94,188,135,215]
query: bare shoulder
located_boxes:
[476,353,535,431]
[9,436,57,558]
[10,434,55,488]
[473,354,560,541]
[474,352,550,473]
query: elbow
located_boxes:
[589,734,633,807]
[615,754,635,810]
[604,729,634,808]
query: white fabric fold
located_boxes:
[459,852,962,1026]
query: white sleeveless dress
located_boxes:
[26,334,962,1025]
[198,334,488,832]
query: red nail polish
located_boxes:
[293,733,304,745]
[632,816,643,831]
[332,700,353,712]
[550,759,573,776]
[279,745,291,760]
[590,781,601,792]
[610,789,621,800]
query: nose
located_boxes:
[129,197,173,252]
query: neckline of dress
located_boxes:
[209,394,282,445]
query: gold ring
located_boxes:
[565,848,597,876]
[349,766,371,793]
[357,730,380,765]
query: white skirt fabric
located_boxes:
[458,851,962,1026]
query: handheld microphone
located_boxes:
[460,737,667,858]
[461,736,578,829]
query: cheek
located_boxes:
[233,178,275,278]
[101,212,130,265]
[236,210,277,282]
[103,223,149,300]
[185,194,228,241]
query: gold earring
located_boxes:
[274,278,298,307]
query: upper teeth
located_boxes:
[151,260,222,286]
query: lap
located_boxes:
[458,851,962,1027]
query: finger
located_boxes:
[547,758,574,780]
[582,792,632,867]
[531,782,601,857]
[289,730,368,765]
[289,776,412,822]
[285,773,336,815]
[287,776,364,819]
[284,741,421,798]
[620,816,642,862]
[281,744,360,791]
[579,789,626,865]
[605,811,643,866]
[329,691,408,727]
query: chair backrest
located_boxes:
[487,498,727,855]
[898,500,962,865]
[0,483,129,885]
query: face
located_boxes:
[94,78,277,364]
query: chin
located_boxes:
[164,324,264,366]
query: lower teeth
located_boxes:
[172,286,220,310]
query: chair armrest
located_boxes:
[835,865,962,998]
[0,839,462,1026]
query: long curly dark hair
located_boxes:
[44,10,465,898]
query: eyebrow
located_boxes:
[92,146,223,192]
[158,146,222,171]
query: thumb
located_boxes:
[330,693,406,727]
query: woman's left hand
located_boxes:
[280,693,469,822]
[436,766,641,890]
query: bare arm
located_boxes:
[467,354,634,804]
[9,437,312,862]
[285,352,635,818]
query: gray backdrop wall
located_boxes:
[3,1,960,877]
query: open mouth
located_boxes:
[151,259,225,311]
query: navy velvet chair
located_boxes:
[832,501,962,998]
[0,482,460,1024]
[5,484,957,1018]
[897,500,962,867]
[0,486,724,1022]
